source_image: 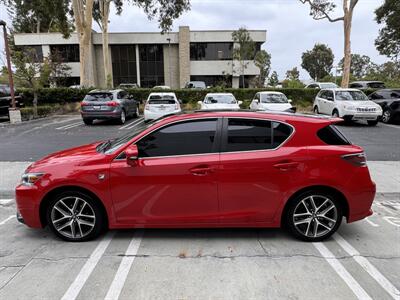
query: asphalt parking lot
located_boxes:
[0,114,399,299]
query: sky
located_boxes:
[0,0,388,81]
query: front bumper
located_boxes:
[343,112,382,121]
[15,184,44,228]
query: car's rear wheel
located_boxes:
[119,110,126,124]
[83,118,93,125]
[367,120,378,126]
[313,106,319,114]
[134,106,140,118]
[46,191,105,242]
[381,109,392,123]
[285,191,343,242]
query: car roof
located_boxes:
[148,92,176,96]
[319,88,361,92]
[350,81,384,84]
[153,110,341,126]
[258,91,284,95]
[205,93,234,96]
[89,89,122,94]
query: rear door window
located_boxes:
[222,118,293,152]
[317,125,351,145]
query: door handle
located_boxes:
[273,162,299,171]
[189,165,214,176]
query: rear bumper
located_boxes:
[81,111,121,119]
[144,109,181,121]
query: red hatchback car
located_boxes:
[15,111,376,242]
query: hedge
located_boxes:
[16,87,378,107]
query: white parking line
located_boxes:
[119,117,144,130]
[0,199,14,205]
[105,231,143,300]
[365,217,379,227]
[0,215,15,226]
[334,234,400,299]
[313,242,372,300]
[61,231,115,300]
[56,122,83,130]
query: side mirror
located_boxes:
[254,99,259,104]
[178,99,183,104]
[125,144,138,166]
[238,101,243,105]
[288,99,293,103]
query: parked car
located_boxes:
[198,93,242,110]
[15,111,376,242]
[313,88,382,126]
[368,89,400,123]
[118,83,139,89]
[185,81,206,89]
[152,85,171,90]
[305,82,338,89]
[249,91,295,112]
[144,92,181,122]
[0,84,24,118]
[80,89,140,125]
[349,81,386,90]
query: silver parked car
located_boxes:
[80,89,140,125]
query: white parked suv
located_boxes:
[198,93,242,110]
[144,92,182,122]
[249,91,295,112]
[313,88,382,126]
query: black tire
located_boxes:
[285,190,343,242]
[313,106,319,114]
[133,106,140,118]
[46,191,105,242]
[381,109,392,124]
[367,120,378,126]
[332,110,339,118]
[83,118,93,125]
[118,110,126,124]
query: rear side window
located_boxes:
[137,119,217,157]
[223,118,293,152]
[317,125,351,145]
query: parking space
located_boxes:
[0,195,398,299]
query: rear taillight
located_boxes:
[107,101,119,107]
[175,103,179,110]
[341,152,367,166]
[80,101,88,106]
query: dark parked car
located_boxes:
[349,81,386,90]
[368,89,400,123]
[80,89,140,125]
[0,84,24,118]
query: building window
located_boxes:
[190,43,233,61]
[111,45,137,86]
[20,46,43,62]
[50,45,79,62]
[139,44,164,88]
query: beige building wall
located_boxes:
[178,26,190,88]
[163,44,179,89]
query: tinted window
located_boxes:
[350,83,363,88]
[50,45,79,62]
[225,119,272,152]
[137,119,217,157]
[367,82,385,89]
[84,93,113,101]
[317,125,351,145]
[272,122,293,148]
[190,43,233,60]
[111,45,137,87]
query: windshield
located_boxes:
[367,82,385,89]
[261,93,288,103]
[204,94,237,104]
[335,91,368,101]
[320,83,338,89]
[84,93,113,101]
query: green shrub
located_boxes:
[20,104,61,120]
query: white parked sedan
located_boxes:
[198,93,242,110]
[144,92,182,122]
[313,88,382,126]
[249,91,295,112]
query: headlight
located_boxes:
[344,105,356,111]
[21,173,44,186]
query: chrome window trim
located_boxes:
[113,115,295,161]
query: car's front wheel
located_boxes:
[46,191,105,242]
[313,106,319,114]
[332,110,339,118]
[285,191,343,242]
[381,109,392,124]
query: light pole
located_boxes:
[166,37,172,88]
[0,20,16,109]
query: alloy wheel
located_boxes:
[382,110,391,123]
[292,195,338,238]
[50,196,96,239]
[120,110,126,123]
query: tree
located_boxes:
[375,0,400,61]
[91,0,190,88]
[254,50,271,87]
[283,67,303,88]
[4,0,73,37]
[286,67,300,81]
[338,54,374,79]
[364,61,400,87]
[93,0,123,88]
[268,71,279,87]
[12,48,70,117]
[301,43,334,81]
[300,0,359,87]
[232,27,256,88]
